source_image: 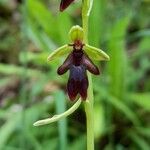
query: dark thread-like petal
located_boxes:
[60,0,75,12]
[82,53,100,75]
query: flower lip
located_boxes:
[57,46,100,101]
[67,65,88,101]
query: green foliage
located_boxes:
[0,0,150,149]
[55,91,67,150]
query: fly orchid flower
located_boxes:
[60,0,75,12]
[48,25,109,101]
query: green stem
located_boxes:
[82,0,94,150]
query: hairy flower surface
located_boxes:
[60,0,75,11]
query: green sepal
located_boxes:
[47,44,72,61]
[69,25,84,42]
[84,44,110,61]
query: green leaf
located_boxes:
[133,37,150,59]
[56,13,73,44]
[27,17,56,52]
[107,96,140,125]
[27,0,55,37]
[68,135,86,150]
[0,114,21,150]
[129,131,150,150]
[129,93,150,111]
[136,127,150,137]
[84,44,110,61]
[0,63,43,78]
[94,104,105,139]
[107,16,131,98]
[55,91,67,150]
[89,0,106,46]
[47,45,72,61]
[20,51,49,66]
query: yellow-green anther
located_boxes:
[69,25,84,42]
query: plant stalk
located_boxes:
[82,0,94,150]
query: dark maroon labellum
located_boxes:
[60,0,75,12]
[57,41,100,101]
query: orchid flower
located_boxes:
[47,25,109,101]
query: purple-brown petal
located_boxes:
[67,78,78,101]
[60,0,75,12]
[82,53,100,75]
[57,53,73,75]
[79,76,88,100]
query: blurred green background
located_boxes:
[0,0,150,150]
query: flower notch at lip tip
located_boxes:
[60,0,75,12]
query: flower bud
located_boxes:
[60,0,75,12]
